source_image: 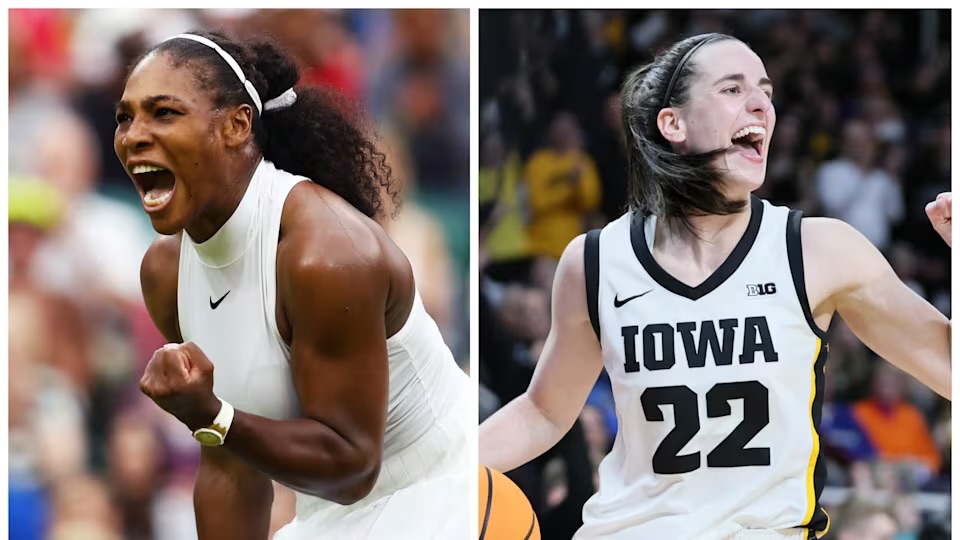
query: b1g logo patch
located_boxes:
[746,283,777,296]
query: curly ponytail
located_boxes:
[153,30,397,220]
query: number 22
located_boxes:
[640,380,771,474]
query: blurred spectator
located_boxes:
[524,111,601,260]
[9,178,65,288]
[48,474,123,540]
[366,10,471,253]
[248,10,365,101]
[10,104,155,312]
[592,93,630,222]
[106,413,163,539]
[10,181,92,466]
[820,363,876,477]
[892,495,924,540]
[478,130,530,273]
[380,133,456,341]
[832,500,898,540]
[816,119,904,253]
[755,113,819,215]
[807,96,844,163]
[478,280,549,406]
[74,31,154,187]
[852,364,942,489]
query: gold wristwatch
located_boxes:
[192,397,235,447]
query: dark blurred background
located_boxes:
[479,10,950,540]
[9,9,468,540]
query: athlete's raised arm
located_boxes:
[139,208,395,512]
[802,215,950,399]
[140,236,275,540]
[480,234,605,472]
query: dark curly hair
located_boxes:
[621,33,745,227]
[146,30,397,220]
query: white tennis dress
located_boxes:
[176,159,471,539]
[578,197,829,540]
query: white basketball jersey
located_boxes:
[577,197,829,540]
[177,159,470,523]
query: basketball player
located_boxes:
[115,31,469,539]
[479,33,951,539]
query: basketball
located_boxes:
[478,465,540,540]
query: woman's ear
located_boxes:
[222,104,254,148]
[657,107,687,145]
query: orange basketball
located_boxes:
[478,465,541,540]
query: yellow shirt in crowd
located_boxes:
[478,151,530,262]
[523,149,601,260]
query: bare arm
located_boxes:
[480,234,604,471]
[140,236,273,539]
[804,218,951,399]
[204,228,389,504]
[194,448,273,540]
[139,234,183,344]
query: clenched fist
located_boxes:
[926,192,951,248]
[140,342,221,431]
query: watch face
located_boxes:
[194,430,223,446]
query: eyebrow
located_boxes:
[713,73,774,89]
[114,94,188,110]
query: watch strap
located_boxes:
[192,397,235,446]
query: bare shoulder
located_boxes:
[800,216,863,248]
[276,182,413,329]
[800,217,884,273]
[556,233,587,286]
[279,182,399,283]
[800,216,891,308]
[141,233,181,277]
[140,233,182,342]
[552,234,589,318]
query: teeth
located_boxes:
[732,126,766,141]
[144,189,173,207]
[131,164,167,174]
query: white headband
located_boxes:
[165,33,263,113]
[164,34,298,114]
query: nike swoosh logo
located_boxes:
[614,290,652,308]
[209,291,231,310]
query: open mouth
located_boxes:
[130,164,177,212]
[731,126,766,160]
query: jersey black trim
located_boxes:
[786,210,830,340]
[803,338,830,535]
[585,229,602,343]
[788,209,830,536]
[630,195,764,301]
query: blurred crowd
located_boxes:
[479,10,950,540]
[9,8,468,540]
